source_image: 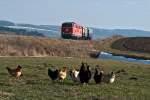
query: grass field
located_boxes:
[0,57,150,100]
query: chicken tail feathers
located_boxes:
[48,68,52,76]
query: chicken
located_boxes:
[6,65,22,77]
[103,72,116,83]
[79,62,92,84]
[48,68,59,81]
[109,72,116,83]
[94,68,103,84]
[58,67,67,82]
[69,69,79,82]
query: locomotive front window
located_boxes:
[62,23,72,27]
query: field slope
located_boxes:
[0,35,101,57]
[111,37,150,53]
[110,37,150,59]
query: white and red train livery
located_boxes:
[61,22,93,40]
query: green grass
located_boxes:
[0,57,150,100]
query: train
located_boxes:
[61,22,93,40]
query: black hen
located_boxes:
[79,62,92,84]
[94,68,103,84]
[48,68,59,81]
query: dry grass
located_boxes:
[0,35,101,57]
[111,37,150,53]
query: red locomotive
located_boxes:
[61,22,93,40]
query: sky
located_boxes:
[0,0,150,31]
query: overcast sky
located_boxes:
[0,0,150,31]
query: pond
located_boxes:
[99,52,150,65]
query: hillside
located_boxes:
[0,26,45,37]
[93,28,150,39]
[0,35,102,57]
[99,36,150,60]
[111,37,150,53]
[0,33,150,60]
[0,20,15,26]
[1,20,150,39]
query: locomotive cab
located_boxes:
[61,22,73,39]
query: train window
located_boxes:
[62,23,72,27]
